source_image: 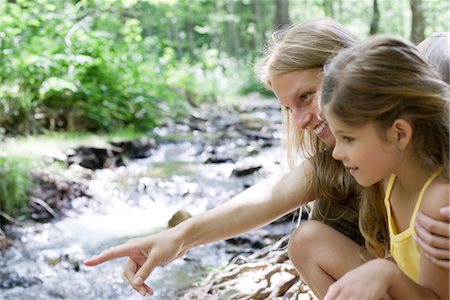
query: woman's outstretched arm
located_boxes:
[84,160,317,296]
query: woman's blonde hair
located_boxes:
[417,32,450,84]
[254,19,360,205]
[321,36,450,257]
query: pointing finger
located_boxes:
[84,243,133,266]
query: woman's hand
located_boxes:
[414,206,450,269]
[324,259,392,300]
[84,229,186,296]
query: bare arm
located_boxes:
[85,159,318,296]
[179,159,317,249]
[324,258,437,300]
[325,257,447,300]
[384,182,448,299]
[414,182,449,299]
[325,181,449,300]
[387,182,449,299]
[414,206,450,269]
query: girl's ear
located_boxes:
[391,119,413,150]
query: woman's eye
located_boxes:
[299,92,313,103]
[343,136,354,143]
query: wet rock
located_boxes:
[226,236,266,249]
[204,156,235,164]
[0,271,42,289]
[110,137,157,159]
[0,229,13,251]
[65,164,94,180]
[42,246,84,271]
[30,172,91,221]
[168,210,192,228]
[231,164,262,177]
[66,146,124,170]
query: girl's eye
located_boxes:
[343,136,354,143]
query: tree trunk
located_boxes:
[369,0,380,35]
[226,0,241,57]
[337,0,343,20]
[186,17,195,61]
[169,19,183,58]
[410,0,425,43]
[254,0,266,49]
[322,0,335,18]
[274,0,290,30]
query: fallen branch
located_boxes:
[30,197,56,218]
[0,210,25,226]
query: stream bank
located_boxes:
[1,96,315,299]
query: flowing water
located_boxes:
[0,105,292,300]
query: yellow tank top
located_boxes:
[384,167,443,282]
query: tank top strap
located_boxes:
[384,174,397,233]
[384,174,397,207]
[409,166,444,228]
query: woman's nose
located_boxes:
[293,110,313,130]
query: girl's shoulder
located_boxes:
[420,179,449,221]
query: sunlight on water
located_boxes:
[53,199,170,252]
[1,120,284,299]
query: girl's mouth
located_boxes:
[346,167,358,175]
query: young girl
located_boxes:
[320,36,449,299]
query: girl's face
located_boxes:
[270,69,336,147]
[327,115,400,187]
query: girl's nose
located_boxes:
[332,144,344,161]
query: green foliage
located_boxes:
[0,0,448,135]
[239,69,274,98]
[0,156,33,217]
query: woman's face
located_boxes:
[270,69,336,146]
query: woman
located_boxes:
[84,19,449,297]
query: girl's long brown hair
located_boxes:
[321,36,450,257]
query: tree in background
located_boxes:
[275,0,290,29]
[369,0,380,35]
[410,0,426,43]
[0,0,447,136]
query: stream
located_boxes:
[0,99,297,300]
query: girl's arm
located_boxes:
[414,182,449,299]
[414,206,450,269]
[379,182,448,299]
[325,182,449,300]
[85,160,318,296]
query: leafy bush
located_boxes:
[0,157,33,217]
